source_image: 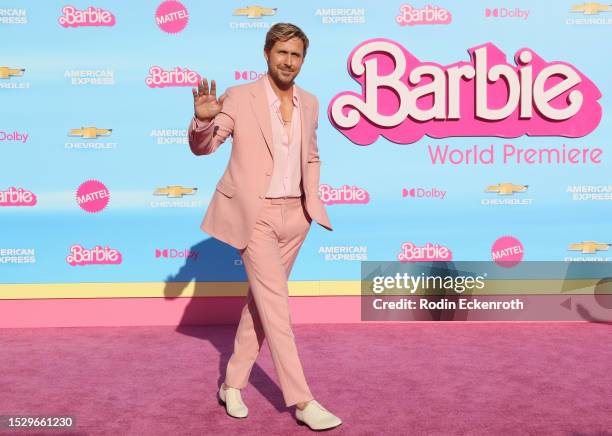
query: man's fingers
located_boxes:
[202,78,209,95]
[192,87,197,98]
[197,79,204,95]
[210,79,217,99]
[218,93,226,105]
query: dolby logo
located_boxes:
[155,248,199,260]
[234,70,266,81]
[402,187,446,199]
[484,7,529,19]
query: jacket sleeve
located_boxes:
[187,87,237,156]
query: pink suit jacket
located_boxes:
[188,75,333,250]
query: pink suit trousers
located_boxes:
[224,196,314,406]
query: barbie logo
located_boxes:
[398,242,452,262]
[58,5,116,27]
[0,187,37,206]
[145,66,200,88]
[396,4,451,26]
[329,39,602,145]
[66,244,122,266]
[318,184,369,205]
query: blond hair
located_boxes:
[264,23,309,57]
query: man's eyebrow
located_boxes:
[277,49,302,55]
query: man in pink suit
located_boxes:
[188,23,342,431]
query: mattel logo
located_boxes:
[485,7,529,20]
[235,70,266,81]
[76,180,110,213]
[155,248,199,260]
[402,187,446,199]
[155,0,189,34]
[491,236,523,267]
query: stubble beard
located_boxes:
[269,66,297,90]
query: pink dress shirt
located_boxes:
[191,74,303,198]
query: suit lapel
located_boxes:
[296,85,312,171]
[250,77,273,158]
[251,77,314,165]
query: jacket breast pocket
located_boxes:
[215,179,235,198]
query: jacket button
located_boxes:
[258,195,264,199]
[265,172,271,176]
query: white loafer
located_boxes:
[218,385,248,418]
[295,400,342,431]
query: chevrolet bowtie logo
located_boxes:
[234,5,277,18]
[0,67,25,79]
[69,127,112,139]
[485,183,528,195]
[568,241,611,254]
[570,2,612,14]
[154,186,198,198]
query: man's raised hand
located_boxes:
[192,78,226,123]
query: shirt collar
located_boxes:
[264,73,299,108]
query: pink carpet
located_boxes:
[1,323,611,435]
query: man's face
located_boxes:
[265,37,305,88]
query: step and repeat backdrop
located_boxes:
[1,1,611,313]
